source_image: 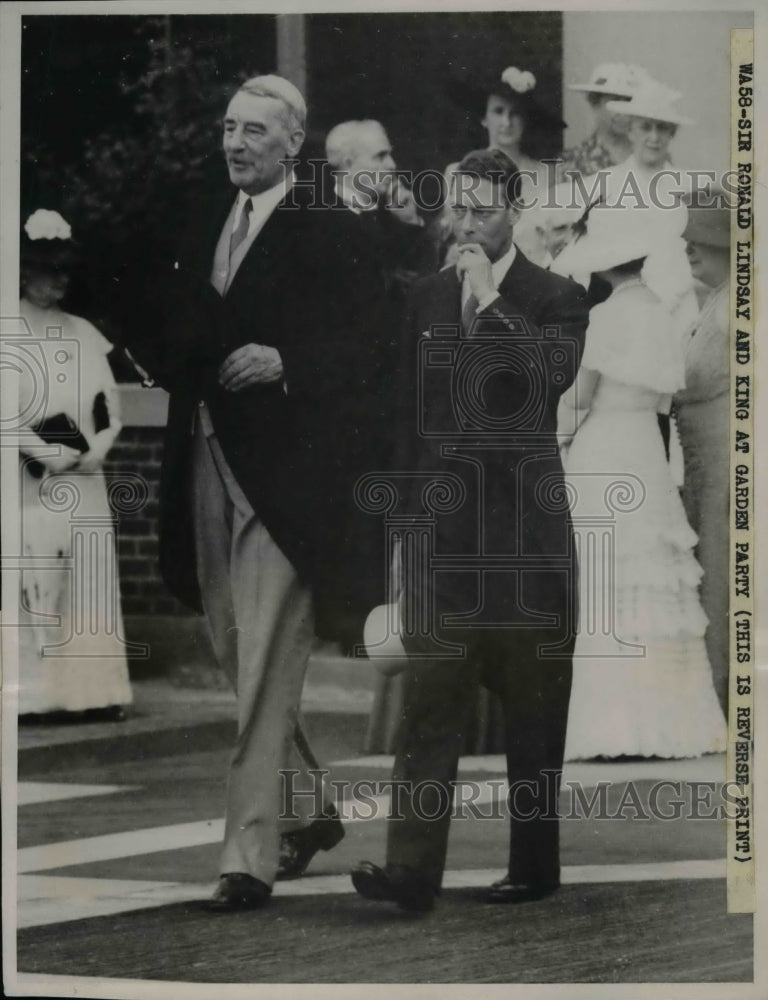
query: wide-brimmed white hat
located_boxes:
[568,63,653,97]
[606,81,693,126]
[363,603,409,676]
[552,201,659,276]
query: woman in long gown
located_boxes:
[594,80,699,340]
[674,196,731,713]
[556,209,726,760]
[552,80,700,486]
[15,209,133,718]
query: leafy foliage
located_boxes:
[21,16,250,347]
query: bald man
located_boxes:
[326,119,440,315]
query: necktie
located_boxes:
[229,197,253,259]
[461,276,478,335]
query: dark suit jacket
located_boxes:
[129,184,392,640]
[396,249,589,647]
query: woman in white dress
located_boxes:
[674,196,732,713]
[556,208,726,760]
[599,81,699,340]
[552,81,700,484]
[15,210,133,719]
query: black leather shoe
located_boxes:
[486,875,560,904]
[206,873,272,911]
[276,812,345,880]
[351,860,437,913]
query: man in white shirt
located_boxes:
[133,76,388,911]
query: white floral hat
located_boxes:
[568,63,653,97]
[24,209,72,242]
[500,66,537,95]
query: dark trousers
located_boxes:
[386,628,573,889]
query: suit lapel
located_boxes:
[496,249,538,311]
[188,190,235,278]
[424,267,462,331]
[224,195,300,300]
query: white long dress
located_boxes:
[15,299,133,714]
[562,281,726,760]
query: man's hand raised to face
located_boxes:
[456,243,497,303]
[218,343,284,392]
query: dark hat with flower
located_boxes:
[21,209,78,272]
[448,65,566,131]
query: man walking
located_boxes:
[132,75,387,909]
[352,149,589,912]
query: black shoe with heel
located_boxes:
[485,875,560,903]
[276,808,345,880]
[351,860,437,913]
[206,873,272,911]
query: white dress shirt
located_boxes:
[232,172,296,241]
[200,173,296,434]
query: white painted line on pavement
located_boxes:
[336,795,390,822]
[17,751,728,877]
[17,876,200,929]
[17,859,727,929]
[17,793,393,875]
[19,780,517,875]
[562,859,726,883]
[18,819,226,874]
[332,755,727,783]
[332,754,396,769]
[18,783,138,806]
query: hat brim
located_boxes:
[20,236,78,273]
[567,84,636,96]
[448,76,566,131]
[605,99,693,126]
[555,231,654,276]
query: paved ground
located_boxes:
[6,670,754,992]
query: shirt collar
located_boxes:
[234,171,295,222]
[335,178,377,215]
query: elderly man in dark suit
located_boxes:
[131,75,389,910]
[352,149,589,913]
[325,119,440,306]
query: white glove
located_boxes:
[77,428,117,471]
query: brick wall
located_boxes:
[104,426,189,618]
[104,388,193,619]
